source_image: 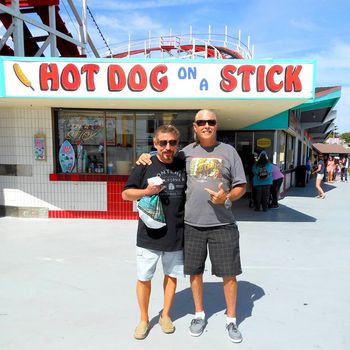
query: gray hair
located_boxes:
[153,124,180,141]
[194,109,217,121]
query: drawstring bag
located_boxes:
[258,166,268,179]
[137,195,166,229]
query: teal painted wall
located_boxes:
[241,110,289,130]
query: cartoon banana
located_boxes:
[13,63,35,91]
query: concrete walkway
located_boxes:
[0,178,349,350]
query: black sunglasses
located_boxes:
[158,140,178,147]
[195,119,217,127]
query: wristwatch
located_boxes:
[224,195,232,209]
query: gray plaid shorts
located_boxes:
[184,223,242,277]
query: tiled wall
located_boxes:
[0,106,133,219]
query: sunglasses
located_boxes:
[195,119,217,127]
[158,140,178,147]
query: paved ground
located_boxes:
[0,178,349,350]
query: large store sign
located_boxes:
[1,58,315,99]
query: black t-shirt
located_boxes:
[123,156,186,251]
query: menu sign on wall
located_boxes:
[58,116,104,145]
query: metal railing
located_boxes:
[104,29,254,60]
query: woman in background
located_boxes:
[269,164,284,209]
[312,154,326,199]
[326,155,335,182]
[252,151,273,211]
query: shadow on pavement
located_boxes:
[236,280,265,325]
[286,182,337,198]
[234,202,316,222]
[232,181,340,222]
[151,280,264,327]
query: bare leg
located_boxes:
[162,275,177,317]
[315,178,325,197]
[136,280,151,322]
[190,274,204,312]
[223,276,238,318]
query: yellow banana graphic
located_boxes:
[13,63,35,91]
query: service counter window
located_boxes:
[53,109,195,177]
[54,109,134,175]
[134,111,194,158]
[106,111,134,175]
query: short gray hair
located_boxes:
[194,109,217,121]
[154,124,180,141]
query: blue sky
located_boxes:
[67,1,349,132]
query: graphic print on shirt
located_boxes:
[189,157,223,182]
[156,168,186,198]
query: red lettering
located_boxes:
[220,65,237,92]
[108,65,126,91]
[257,65,266,92]
[285,65,302,92]
[150,65,168,92]
[266,65,283,92]
[237,65,256,92]
[39,63,59,91]
[61,64,81,91]
[81,64,99,91]
[128,64,147,91]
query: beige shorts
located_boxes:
[136,247,184,281]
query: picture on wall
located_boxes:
[34,134,46,160]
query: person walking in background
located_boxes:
[137,109,247,343]
[122,125,186,340]
[340,156,348,182]
[312,154,326,199]
[252,151,273,211]
[269,163,284,209]
[326,155,335,182]
[334,157,340,181]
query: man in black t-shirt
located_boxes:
[122,125,186,340]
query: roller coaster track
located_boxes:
[105,33,253,60]
[0,0,81,57]
[0,1,253,60]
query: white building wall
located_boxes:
[0,107,107,212]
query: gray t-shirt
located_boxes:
[179,142,246,227]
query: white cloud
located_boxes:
[289,18,319,31]
[306,39,350,86]
[314,40,350,70]
[88,12,167,54]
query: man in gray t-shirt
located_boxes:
[180,110,246,343]
[180,141,246,226]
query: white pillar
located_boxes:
[273,130,278,164]
[48,5,57,56]
[12,0,25,56]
